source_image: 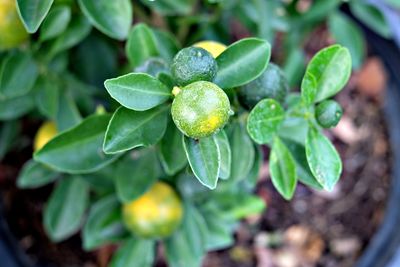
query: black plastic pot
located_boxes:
[1,21,400,267]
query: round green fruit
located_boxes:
[171,47,217,86]
[238,63,289,109]
[171,81,231,139]
[315,100,343,128]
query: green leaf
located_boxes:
[214,38,271,89]
[301,45,351,104]
[44,177,89,242]
[0,52,38,99]
[350,2,391,38]
[55,90,82,131]
[283,48,306,87]
[242,145,262,190]
[140,0,195,15]
[17,160,59,189]
[165,204,207,267]
[49,15,92,56]
[269,137,297,200]
[103,106,169,154]
[328,12,366,69]
[16,0,54,33]
[104,73,171,111]
[34,76,59,119]
[40,6,71,41]
[116,150,160,203]
[0,93,35,120]
[214,130,231,179]
[126,23,159,67]
[34,114,120,174]
[183,136,220,190]
[305,126,342,191]
[282,138,323,190]
[152,29,180,63]
[83,196,128,251]
[229,122,255,182]
[0,120,20,160]
[158,119,187,176]
[78,0,132,40]
[247,99,285,144]
[110,238,155,267]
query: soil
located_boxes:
[0,30,393,267]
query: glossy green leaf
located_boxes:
[328,12,365,69]
[306,127,342,191]
[0,120,20,159]
[104,73,171,111]
[242,145,262,190]
[103,106,169,154]
[126,23,158,67]
[55,90,82,131]
[34,76,59,119]
[0,93,35,120]
[247,99,285,144]
[110,238,155,267]
[78,0,132,40]
[229,122,255,182]
[44,177,89,242]
[283,48,306,87]
[282,138,323,190]
[165,204,207,267]
[0,52,38,99]
[269,137,297,200]
[17,160,59,189]
[35,114,120,174]
[140,0,195,15]
[350,2,391,38]
[214,130,231,179]
[158,119,187,176]
[49,15,92,56]
[116,150,161,203]
[301,45,351,104]
[183,136,220,190]
[152,29,180,62]
[40,6,71,41]
[82,165,116,195]
[16,0,54,33]
[83,196,128,251]
[215,38,271,89]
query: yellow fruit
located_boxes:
[122,182,183,239]
[34,121,57,152]
[0,0,28,51]
[193,40,227,58]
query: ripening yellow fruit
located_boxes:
[193,40,227,58]
[34,121,57,152]
[0,0,28,51]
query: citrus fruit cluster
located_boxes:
[171,41,232,139]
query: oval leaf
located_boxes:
[269,137,297,200]
[16,0,54,33]
[40,6,71,41]
[44,177,89,242]
[34,114,119,173]
[126,23,159,67]
[116,150,161,203]
[0,52,38,99]
[34,76,59,119]
[110,238,155,267]
[214,130,231,179]
[158,119,187,176]
[0,93,35,120]
[103,106,169,154]
[104,73,171,111]
[301,45,352,104]
[305,126,342,191]
[247,99,285,144]
[17,160,59,189]
[183,136,220,190]
[78,0,132,40]
[83,196,128,251]
[214,38,271,89]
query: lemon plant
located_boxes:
[0,1,355,266]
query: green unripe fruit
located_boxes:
[238,63,289,109]
[171,81,231,139]
[171,47,217,86]
[315,100,343,128]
